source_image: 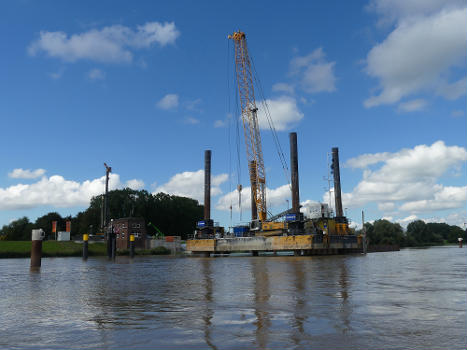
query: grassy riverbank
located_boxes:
[0,241,170,258]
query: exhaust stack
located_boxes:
[290,132,300,215]
[204,150,211,221]
[331,147,344,217]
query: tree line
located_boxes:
[1,191,465,246]
[0,189,204,240]
[356,219,466,247]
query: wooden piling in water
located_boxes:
[83,234,89,260]
[30,229,44,269]
[130,234,135,258]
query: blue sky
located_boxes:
[1,0,466,230]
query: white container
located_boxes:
[31,229,45,241]
[57,231,70,241]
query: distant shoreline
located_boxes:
[0,241,170,259]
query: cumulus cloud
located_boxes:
[346,152,392,168]
[154,170,228,203]
[256,96,304,131]
[397,215,418,226]
[272,82,294,94]
[0,173,123,210]
[364,6,467,107]
[399,186,467,212]
[184,117,200,125]
[87,68,105,80]
[216,184,290,213]
[8,168,46,179]
[28,21,180,63]
[397,98,427,112]
[331,141,467,216]
[290,48,337,94]
[451,109,464,117]
[214,119,227,128]
[157,93,179,110]
[125,179,145,190]
[366,0,465,26]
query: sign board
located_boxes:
[197,221,206,228]
[285,213,297,221]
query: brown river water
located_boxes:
[0,246,465,349]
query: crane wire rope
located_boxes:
[228,37,244,222]
[250,55,290,189]
[235,81,243,222]
[227,38,233,231]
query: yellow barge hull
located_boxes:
[187,234,362,256]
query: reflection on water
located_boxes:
[0,247,466,349]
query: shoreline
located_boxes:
[0,241,170,259]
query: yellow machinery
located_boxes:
[229,31,267,222]
[229,30,285,234]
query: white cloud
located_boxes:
[436,77,467,100]
[346,152,392,168]
[397,214,419,226]
[184,98,202,112]
[49,68,65,80]
[184,117,200,125]
[332,141,467,215]
[399,186,467,212]
[28,21,180,63]
[214,119,227,128]
[366,0,465,25]
[272,82,294,94]
[256,96,304,131]
[451,109,464,117]
[364,6,467,107]
[154,170,228,203]
[290,48,337,94]
[216,184,290,213]
[0,173,122,210]
[8,168,46,179]
[157,93,179,110]
[378,202,396,212]
[424,211,467,227]
[125,179,145,190]
[397,98,427,112]
[87,68,105,80]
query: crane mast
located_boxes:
[228,30,267,222]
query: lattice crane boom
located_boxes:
[228,30,267,222]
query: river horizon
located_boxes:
[1,246,465,349]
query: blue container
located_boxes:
[233,226,249,237]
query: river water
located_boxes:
[0,246,465,349]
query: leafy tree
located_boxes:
[34,212,63,239]
[406,220,427,246]
[373,219,404,246]
[0,217,33,241]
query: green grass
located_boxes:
[0,241,170,258]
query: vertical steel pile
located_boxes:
[204,150,211,221]
[331,147,343,217]
[290,132,300,215]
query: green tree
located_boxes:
[35,212,63,239]
[0,217,34,241]
[406,220,427,246]
[373,219,404,246]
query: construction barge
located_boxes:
[187,137,365,257]
[187,31,364,256]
